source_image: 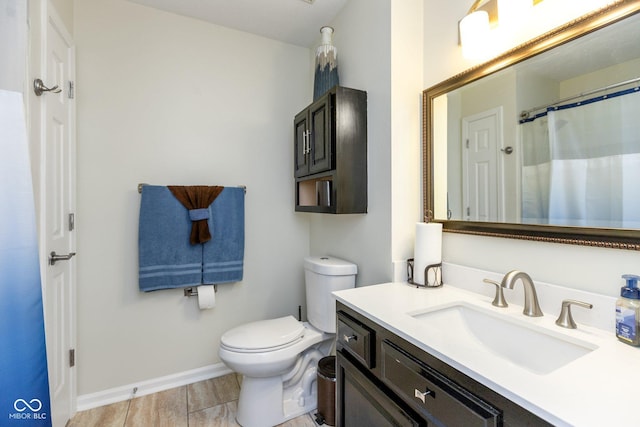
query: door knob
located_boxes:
[49,251,76,266]
[500,146,514,155]
[34,78,62,96]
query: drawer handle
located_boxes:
[414,388,433,404]
[343,334,358,343]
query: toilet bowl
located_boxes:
[220,317,331,427]
[218,256,357,427]
[219,316,328,378]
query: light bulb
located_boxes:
[460,10,491,60]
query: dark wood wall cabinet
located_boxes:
[294,86,367,214]
[336,303,554,427]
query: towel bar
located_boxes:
[184,285,217,297]
[138,183,246,193]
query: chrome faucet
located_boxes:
[500,271,543,317]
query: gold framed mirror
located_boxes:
[423,1,640,250]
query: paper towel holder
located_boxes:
[407,258,443,288]
[184,285,217,297]
[424,210,434,223]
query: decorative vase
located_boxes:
[313,26,339,101]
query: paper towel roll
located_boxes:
[413,222,442,285]
[197,285,216,309]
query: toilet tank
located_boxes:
[304,256,357,333]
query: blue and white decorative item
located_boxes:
[0,90,52,425]
[313,26,339,101]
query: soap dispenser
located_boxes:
[616,274,640,346]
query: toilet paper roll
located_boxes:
[413,222,442,285]
[197,285,216,310]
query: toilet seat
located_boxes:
[220,315,305,353]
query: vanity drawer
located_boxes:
[337,312,374,368]
[381,340,501,427]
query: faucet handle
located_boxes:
[555,299,593,329]
[483,279,508,308]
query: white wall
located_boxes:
[559,57,640,98]
[75,0,312,395]
[424,0,640,297]
[73,0,424,399]
[309,0,393,286]
[390,0,423,279]
[307,0,423,286]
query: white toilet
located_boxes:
[218,256,357,427]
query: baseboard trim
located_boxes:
[76,363,233,412]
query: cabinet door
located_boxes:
[308,94,332,175]
[337,351,425,427]
[294,110,309,177]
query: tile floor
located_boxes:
[68,373,319,427]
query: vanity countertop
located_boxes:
[333,281,639,427]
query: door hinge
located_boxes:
[466,139,469,149]
[467,206,471,216]
[69,349,75,367]
[68,213,75,231]
[68,81,75,99]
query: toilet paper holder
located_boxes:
[407,258,442,288]
[183,285,217,297]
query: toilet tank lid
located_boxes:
[304,256,357,276]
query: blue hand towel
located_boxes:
[203,187,245,284]
[138,185,203,291]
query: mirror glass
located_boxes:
[424,4,640,250]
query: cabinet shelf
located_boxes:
[294,86,367,214]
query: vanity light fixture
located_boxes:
[459,0,498,60]
[460,0,546,60]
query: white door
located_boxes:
[462,108,503,222]
[29,2,76,426]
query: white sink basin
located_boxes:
[409,303,597,375]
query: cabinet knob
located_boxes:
[414,388,433,403]
[343,334,357,343]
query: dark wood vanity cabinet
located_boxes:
[294,86,367,214]
[336,303,553,427]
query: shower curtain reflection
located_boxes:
[521,88,640,228]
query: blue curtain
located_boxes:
[0,90,52,426]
